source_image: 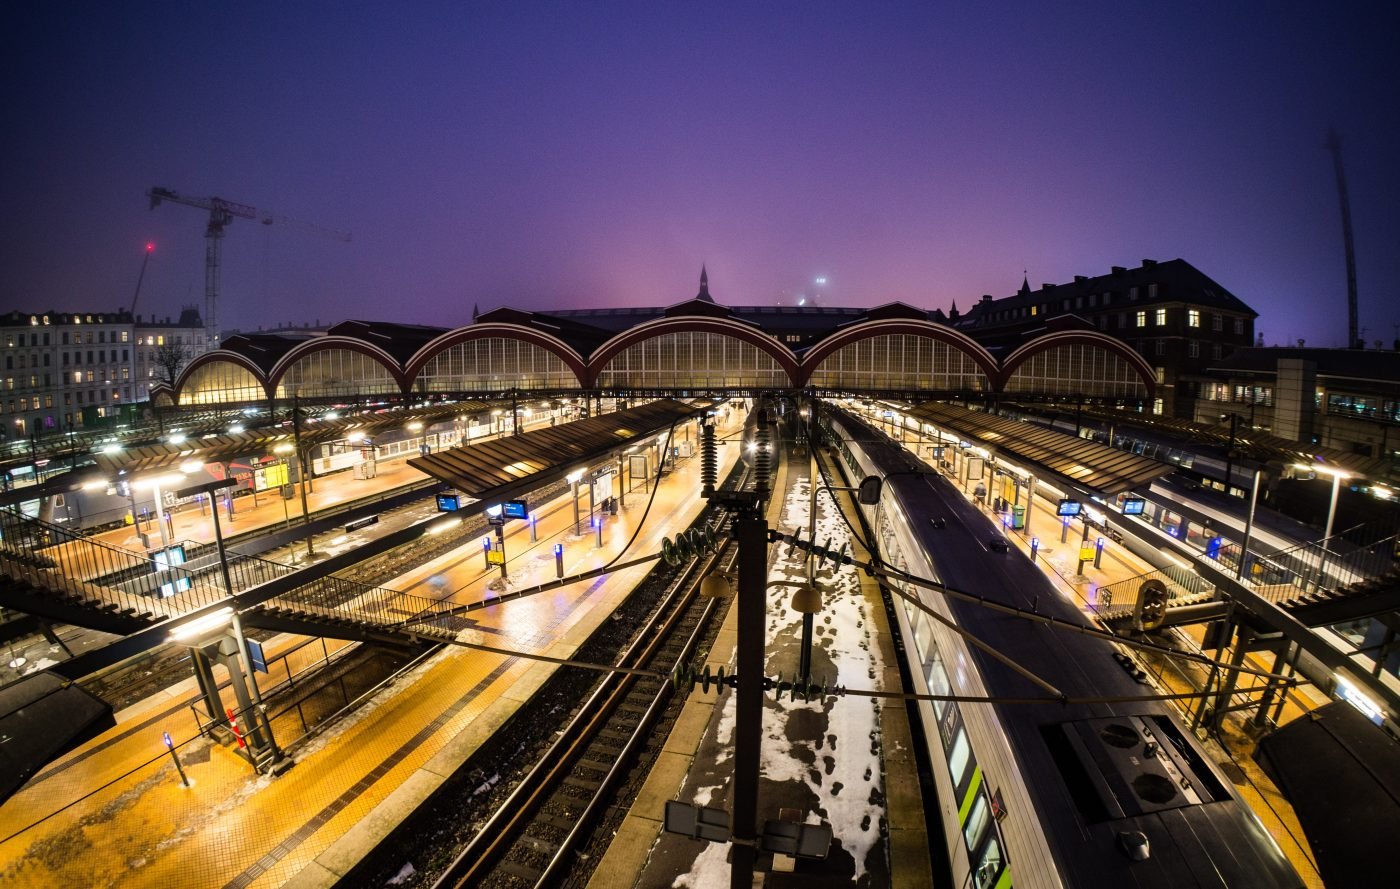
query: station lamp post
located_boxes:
[566,469,583,534]
[1296,464,1351,588]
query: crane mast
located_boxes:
[147,187,349,347]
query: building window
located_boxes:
[1212,314,1223,332]
[1233,318,1244,335]
[121,331,129,342]
[1129,286,1139,301]
[1135,311,1146,327]
[1154,366,1166,383]
[1155,308,1167,326]
[1152,397,1164,415]
[1154,341,1166,356]
[1212,343,1222,359]
[72,371,82,384]
[1148,283,1158,299]
[1188,309,1200,327]
[1188,341,1200,358]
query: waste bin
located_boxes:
[1012,504,1026,529]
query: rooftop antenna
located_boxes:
[1324,129,1359,348]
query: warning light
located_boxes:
[554,543,563,555]
[146,242,155,252]
[482,537,492,551]
[162,731,173,748]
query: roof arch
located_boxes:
[404,324,588,388]
[267,336,407,395]
[1000,330,1156,397]
[799,319,999,387]
[173,350,272,404]
[587,316,798,388]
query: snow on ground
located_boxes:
[665,467,891,888]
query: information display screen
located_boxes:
[1121,498,1146,515]
[436,493,461,512]
[502,500,528,520]
[1057,499,1082,517]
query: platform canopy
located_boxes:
[408,398,709,502]
[0,673,114,805]
[92,400,493,476]
[905,401,1171,495]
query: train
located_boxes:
[822,405,1302,888]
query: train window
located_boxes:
[963,793,991,851]
[973,837,1005,889]
[948,729,971,787]
[926,647,952,718]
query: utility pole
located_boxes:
[1324,129,1360,349]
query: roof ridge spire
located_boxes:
[698,264,712,301]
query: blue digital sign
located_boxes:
[1057,499,1082,517]
[436,493,461,512]
[1121,498,1146,515]
[502,500,528,520]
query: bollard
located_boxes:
[1094,537,1105,569]
[1030,537,1039,562]
[482,536,492,569]
[594,515,603,548]
[554,543,564,578]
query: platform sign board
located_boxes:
[436,493,461,513]
[502,499,528,520]
[245,638,268,674]
[966,457,984,481]
[1057,499,1082,517]
[486,549,505,565]
[664,800,731,843]
[760,819,833,860]
[1122,497,1146,515]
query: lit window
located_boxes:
[157,335,165,345]
[121,331,129,342]
[1188,309,1200,327]
[1155,308,1167,325]
[1153,398,1164,415]
[1154,366,1166,383]
[1135,311,1146,328]
[72,371,82,384]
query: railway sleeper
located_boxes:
[598,728,632,742]
[538,813,579,832]
[564,775,602,792]
[499,860,544,882]
[578,758,615,773]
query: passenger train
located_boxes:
[823,406,1302,888]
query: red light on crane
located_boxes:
[145,242,155,252]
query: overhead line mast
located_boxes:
[147,187,350,347]
[1324,129,1359,348]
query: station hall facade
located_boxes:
[160,263,1256,414]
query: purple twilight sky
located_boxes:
[2,2,1397,347]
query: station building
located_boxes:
[1198,345,1400,463]
[160,268,1161,413]
[952,258,1257,418]
[0,306,208,441]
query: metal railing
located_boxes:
[1096,564,1214,620]
[1234,528,1400,604]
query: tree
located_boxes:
[154,342,192,387]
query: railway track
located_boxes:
[432,534,733,888]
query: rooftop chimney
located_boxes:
[1142,259,1157,266]
[1111,266,1126,274]
[1074,275,1087,283]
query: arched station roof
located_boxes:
[404,323,589,388]
[798,319,999,388]
[1000,330,1157,397]
[267,336,407,394]
[587,316,799,388]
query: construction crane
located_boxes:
[147,187,351,347]
[129,241,155,315]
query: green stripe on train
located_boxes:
[993,865,1012,889]
[958,765,983,825]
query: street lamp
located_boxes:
[1295,464,1350,588]
[132,471,185,551]
[566,469,583,534]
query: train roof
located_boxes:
[829,408,1302,887]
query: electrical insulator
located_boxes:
[701,421,717,496]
